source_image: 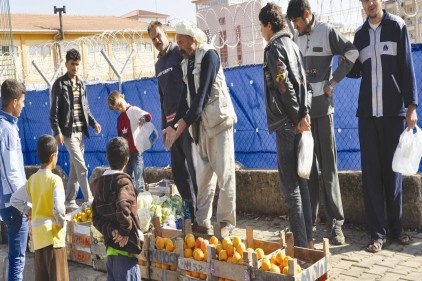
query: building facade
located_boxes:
[384,0,422,43]
[1,12,176,85]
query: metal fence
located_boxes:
[18,44,422,176]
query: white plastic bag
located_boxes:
[392,125,422,175]
[134,122,158,153]
[297,131,314,179]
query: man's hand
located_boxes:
[94,123,102,134]
[406,104,418,129]
[112,229,129,247]
[297,114,311,133]
[165,127,177,150]
[55,133,64,145]
[324,80,336,97]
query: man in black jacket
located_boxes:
[50,48,101,210]
[148,21,197,221]
[259,2,313,249]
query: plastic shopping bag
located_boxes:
[297,131,314,179]
[134,122,158,153]
[392,125,422,175]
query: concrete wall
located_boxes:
[25,166,422,230]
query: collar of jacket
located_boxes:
[362,9,391,30]
[299,14,317,37]
[62,73,82,88]
[266,29,291,47]
[0,110,18,125]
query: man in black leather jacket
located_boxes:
[50,48,101,210]
[259,2,313,249]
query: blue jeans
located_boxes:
[124,151,144,193]
[275,127,313,248]
[0,206,29,281]
[106,255,141,281]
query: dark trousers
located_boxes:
[275,127,313,248]
[171,130,198,203]
[106,255,141,281]
[359,117,404,240]
[308,114,344,226]
[34,245,69,281]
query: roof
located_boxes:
[120,9,169,19]
[10,14,149,33]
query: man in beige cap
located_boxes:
[164,20,237,237]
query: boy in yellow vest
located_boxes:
[11,134,68,281]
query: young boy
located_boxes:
[11,134,68,281]
[107,91,153,194]
[92,137,143,280]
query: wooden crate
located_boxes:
[177,235,213,280]
[250,232,331,281]
[206,227,283,281]
[67,221,92,266]
[147,229,182,281]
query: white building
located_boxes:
[194,0,269,67]
[384,0,422,43]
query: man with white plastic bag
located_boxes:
[259,3,314,249]
[348,0,418,253]
[392,126,422,175]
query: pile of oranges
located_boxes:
[183,233,264,281]
[72,206,92,222]
[260,251,302,275]
[151,236,178,271]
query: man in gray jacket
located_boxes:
[287,0,358,245]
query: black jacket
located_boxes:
[50,73,98,137]
[263,30,312,133]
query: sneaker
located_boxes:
[330,222,345,245]
[220,222,235,238]
[192,222,214,235]
[65,201,80,211]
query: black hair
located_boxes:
[259,2,286,33]
[1,79,25,109]
[147,21,163,35]
[65,48,81,62]
[37,135,58,164]
[287,0,312,20]
[106,137,129,170]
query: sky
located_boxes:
[9,0,363,28]
[9,0,197,22]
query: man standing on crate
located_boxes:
[0,79,28,281]
[148,21,198,221]
[287,0,358,245]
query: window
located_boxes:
[219,17,226,25]
[219,30,227,45]
[220,45,228,67]
[0,45,18,56]
[137,42,152,52]
[236,26,242,65]
[29,45,51,58]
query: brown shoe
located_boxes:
[192,222,214,235]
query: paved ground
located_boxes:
[1,213,421,281]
